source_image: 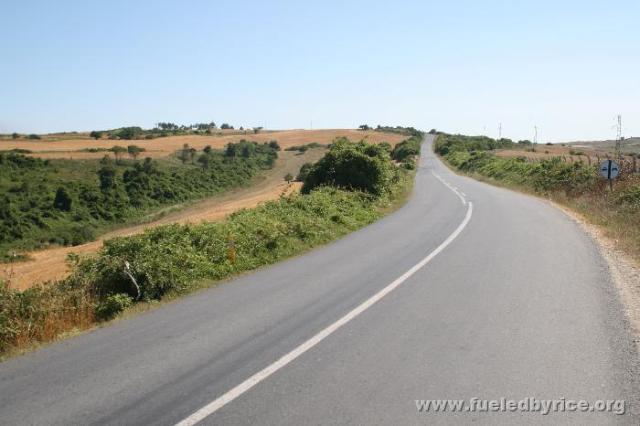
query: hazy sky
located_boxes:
[1,0,638,142]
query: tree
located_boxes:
[220,123,233,130]
[197,154,210,168]
[296,163,313,181]
[358,124,370,131]
[179,143,196,164]
[90,131,103,140]
[203,145,212,154]
[284,173,294,183]
[117,127,142,140]
[28,134,41,140]
[268,140,280,151]
[11,133,19,139]
[224,143,237,157]
[110,145,127,163]
[253,127,263,134]
[98,164,117,191]
[127,145,144,160]
[53,187,72,211]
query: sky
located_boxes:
[1,0,638,142]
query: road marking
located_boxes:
[431,171,466,206]
[175,192,473,426]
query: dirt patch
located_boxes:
[2,149,325,290]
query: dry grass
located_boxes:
[0,129,405,159]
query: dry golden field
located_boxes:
[0,129,406,159]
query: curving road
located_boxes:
[0,135,638,425]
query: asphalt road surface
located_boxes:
[1,135,638,425]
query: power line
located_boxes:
[614,115,622,160]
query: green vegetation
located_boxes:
[301,138,396,196]
[374,125,422,137]
[87,121,246,140]
[436,132,640,262]
[296,163,313,182]
[284,142,326,152]
[391,134,422,171]
[0,141,278,259]
[0,134,422,357]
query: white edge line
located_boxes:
[431,171,466,206]
[175,195,473,426]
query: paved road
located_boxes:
[1,135,638,425]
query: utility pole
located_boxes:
[614,115,622,160]
[533,125,538,151]
[498,122,502,140]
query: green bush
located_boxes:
[301,138,394,195]
[616,186,640,207]
[95,293,133,320]
[434,134,514,155]
[296,163,313,182]
[284,143,325,152]
[391,136,421,161]
[438,134,597,195]
[69,187,383,301]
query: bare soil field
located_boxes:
[2,149,326,290]
[0,129,405,159]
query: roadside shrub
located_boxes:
[95,293,133,320]
[434,134,513,155]
[402,158,416,170]
[438,134,597,196]
[615,185,640,208]
[391,136,421,161]
[0,279,94,355]
[73,187,382,301]
[302,138,394,195]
